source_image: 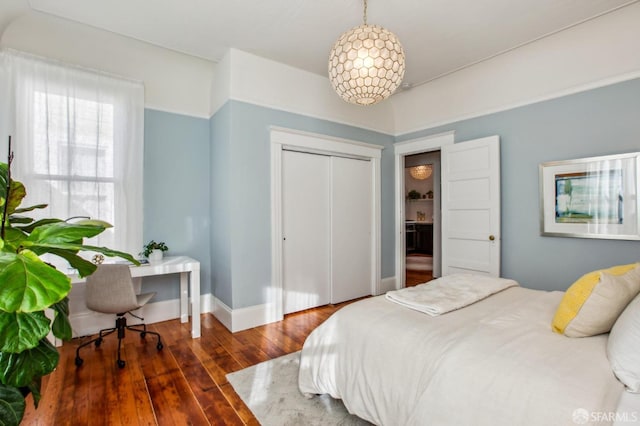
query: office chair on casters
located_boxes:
[75,264,163,369]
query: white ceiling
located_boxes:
[4,0,638,87]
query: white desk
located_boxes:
[68,255,201,339]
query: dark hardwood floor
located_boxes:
[405,254,434,287]
[406,268,434,287]
[22,301,357,425]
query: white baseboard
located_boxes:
[379,276,396,293]
[70,299,181,338]
[212,297,282,333]
[69,294,214,338]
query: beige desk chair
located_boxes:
[75,264,163,368]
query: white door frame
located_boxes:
[393,131,455,290]
[270,127,383,321]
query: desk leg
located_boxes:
[190,269,201,338]
[180,272,189,323]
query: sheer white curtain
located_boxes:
[0,49,144,259]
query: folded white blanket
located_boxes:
[385,273,519,316]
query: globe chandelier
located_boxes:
[328,0,406,106]
[410,165,433,180]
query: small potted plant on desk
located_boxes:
[142,240,168,263]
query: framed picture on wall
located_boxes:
[539,152,640,240]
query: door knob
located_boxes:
[489,235,495,241]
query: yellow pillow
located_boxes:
[552,263,640,337]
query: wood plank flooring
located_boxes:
[22,302,356,425]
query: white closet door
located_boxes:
[282,150,331,314]
[331,156,372,303]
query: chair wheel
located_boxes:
[75,357,83,367]
[94,338,103,347]
[140,332,146,338]
[157,342,163,351]
[117,360,126,369]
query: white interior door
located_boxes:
[441,136,501,276]
[282,150,331,314]
[331,156,372,303]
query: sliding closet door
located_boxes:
[282,150,331,314]
[331,156,372,303]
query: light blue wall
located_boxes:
[210,103,233,307]
[210,100,395,309]
[142,109,211,299]
[397,78,640,291]
[145,77,640,304]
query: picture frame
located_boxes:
[539,152,640,240]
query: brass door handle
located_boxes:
[489,235,495,241]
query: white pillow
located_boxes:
[608,293,640,392]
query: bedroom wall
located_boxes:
[0,12,215,307]
[1,11,214,117]
[210,99,395,311]
[215,49,396,135]
[390,1,640,135]
[396,77,640,291]
[143,109,211,300]
[209,49,396,326]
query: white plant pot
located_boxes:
[148,249,164,263]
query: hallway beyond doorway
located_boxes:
[406,254,434,287]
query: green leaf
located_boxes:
[26,222,105,245]
[26,377,42,408]
[12,204,47,214]
[6,216,32,225]
[5,181,25,217]
[0,250,71,313]
[51,298,71,341]
[64,244,140,268]
[0,383,25,426]
[46,249,96,277]
[0,163,8,208]
[20,242,139,273]
[14,218,62,235]
[1,228,27,252]
[70,218,113,228]
[0,312,50,353]
[0,339,58,388]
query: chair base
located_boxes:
[75,313,163,368]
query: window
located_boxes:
[1,49,144,261]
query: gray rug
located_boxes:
[227,351,372,426]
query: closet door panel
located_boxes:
[331,156,372,303]
[282,151,331,314]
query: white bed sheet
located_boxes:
[298,287,628,426]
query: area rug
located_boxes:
[406,255,433,271]
[227,351,371,425]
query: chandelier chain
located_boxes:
[363,0,368,25]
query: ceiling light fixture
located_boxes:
[409,165,432,180]
[328,0,405,106]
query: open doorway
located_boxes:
[392,131,454,292]
[404,152,440,286]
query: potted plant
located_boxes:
[142,240,168,263]
[407,189,421,200]
[0,149,138,425]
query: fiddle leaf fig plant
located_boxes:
[0,150,139,425]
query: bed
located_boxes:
[298,274,640,426]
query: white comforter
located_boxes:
[298,287,625,426]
